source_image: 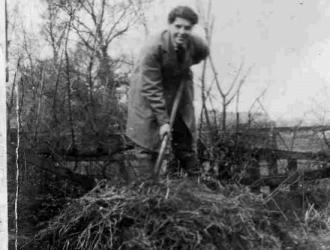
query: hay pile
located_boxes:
[25,179,286,250]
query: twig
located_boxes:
[269,198,288,221]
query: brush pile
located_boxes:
[25,179,288,250]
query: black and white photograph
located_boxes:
[2,0,330,249]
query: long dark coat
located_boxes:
[126,30,209,151]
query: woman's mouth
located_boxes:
[176,36,185,43]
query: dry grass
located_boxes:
[23,179,289,250]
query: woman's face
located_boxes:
[169,17,193,47]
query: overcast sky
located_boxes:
[8,0,330,124]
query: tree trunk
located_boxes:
[64,15,77,168]
[0,0,8,247]
[222,100,226,132]
[235,90,240,134]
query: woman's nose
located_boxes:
[178,28,185,34]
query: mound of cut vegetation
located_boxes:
[24,179,294,250]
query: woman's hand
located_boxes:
[159,123,171,139]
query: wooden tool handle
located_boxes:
[154,81,185,179]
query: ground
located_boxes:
[7,159,330,249]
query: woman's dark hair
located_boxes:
[168,6,198,25]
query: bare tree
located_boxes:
[197,0,253,132]
[5,0,9,82]
[0,1,8,246]
[50,0,152,135]
[42,0,67,64]
[209,59,253,131]
[63,4,78,155]
[128,0,153,37]
[196,0,217,130]
[6,57,21,132]
[56,0,146,96]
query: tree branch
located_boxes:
[224,61,243,96]
[105,7,129,45]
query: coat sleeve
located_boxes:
[191,35,209,64]
[139,44,170,126]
